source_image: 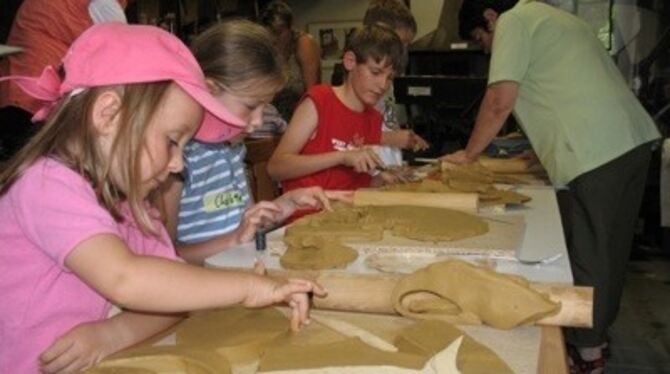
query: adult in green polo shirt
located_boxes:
[444,0,660,369]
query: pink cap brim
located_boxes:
[197,112,246,142]
[175,81,246,142]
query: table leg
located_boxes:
[538,326,569,373]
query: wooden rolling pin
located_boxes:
[263,269,593,329]
[353,190,479,213]
[478,157,535,174]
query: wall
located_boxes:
[287,0,443,40]
[286,0,445,82]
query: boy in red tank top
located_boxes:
[268,24,405,217]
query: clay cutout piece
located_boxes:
[392,259,560,329]
[89,346,231,374]
[258,337,426,372]
[281,206,489,270]
[175,307,289,363]
[280,236,359,270]
[385,170,532,206]
[395,320,513,374]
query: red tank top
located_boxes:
[282,85,382,221]
[283,85,382,193]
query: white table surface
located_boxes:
[206,186,573,284]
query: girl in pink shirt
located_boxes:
[0,23,326,374]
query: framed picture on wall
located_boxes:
[307,21,361,68]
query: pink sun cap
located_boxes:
[0,22,245,142]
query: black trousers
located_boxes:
[0,106,37,161]
[558,142,654,347]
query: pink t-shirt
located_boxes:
[0,158,179,373]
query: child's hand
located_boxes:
[377,170,408,186]
[243,275,327,332]
[274,188,357,221]
[387,130,430,151]
[282,279,327,332]
[342,147,383,173]
[370,171,401,187]
[275,186,332,215]
[440,149,476,165]
[39,320,120,373]
[325,190,355,205]
[409,132,430,152]
[234,201,282,243]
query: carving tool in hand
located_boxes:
[413,157,440,164]
[255,223,281,251]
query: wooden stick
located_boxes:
[478,157,536,174]
[263,269,593,329]
[538,326,569,374]
[353,190,479,213]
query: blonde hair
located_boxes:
[0,82,172,234]
[192,19,285,97]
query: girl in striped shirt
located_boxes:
[162,20,345,264]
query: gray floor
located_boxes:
[605,254,670,373]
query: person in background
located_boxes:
[267,24,405,220]
[444,1,661,372]
[161,20,345,265]
[363,0,429,166]
[0,23,325,374]
[0,0,128,161]
[259,0,321,121]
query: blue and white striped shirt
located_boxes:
[177,141,250,244]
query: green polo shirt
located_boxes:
[488,0,660,186]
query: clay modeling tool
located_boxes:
[255,231,266,251]
[414,157,440,164]
[255,224,281,251]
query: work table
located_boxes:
[93,186,574,373]
[202,186,575,373]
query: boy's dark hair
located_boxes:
[458,0,518,40]
[363,0,417,34]
[259,0,293,31]
[344,24,405,75]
